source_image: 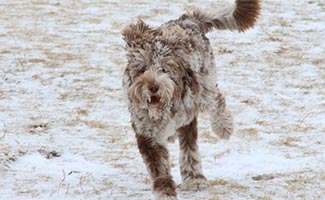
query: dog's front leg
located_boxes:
[177,117,209,191]
[136,133,178,200]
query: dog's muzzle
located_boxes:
[147,82,162,109]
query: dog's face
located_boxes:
[123,42,180,120]
[129,62,177,119]
[122,20,193,120]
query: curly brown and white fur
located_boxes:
[122,0,260,199]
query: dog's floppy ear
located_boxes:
[122,19,152,48]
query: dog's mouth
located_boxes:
[147,95,161,108]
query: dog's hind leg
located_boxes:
[209,87,234,139]
[177,117,209,191]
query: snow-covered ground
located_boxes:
[0,0,324,199]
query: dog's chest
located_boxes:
[156,119,177,142]
[174,111,195,129]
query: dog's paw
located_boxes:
[154,192,178,200]
[157,196,178,200]
[153,176,178,200]
[180,176,209,191]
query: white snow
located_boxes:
[0,0,324,200]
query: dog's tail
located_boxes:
[185,0,261,33]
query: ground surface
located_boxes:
[0,0,324,199]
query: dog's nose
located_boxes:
[149,83,159,94]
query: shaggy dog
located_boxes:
[122,0,260,199]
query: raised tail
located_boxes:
[184,0,261,33]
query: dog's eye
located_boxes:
[138,68,146,74]
[134,69,145,77]
[162,68,167,73]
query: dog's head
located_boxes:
[122,20,197,120]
